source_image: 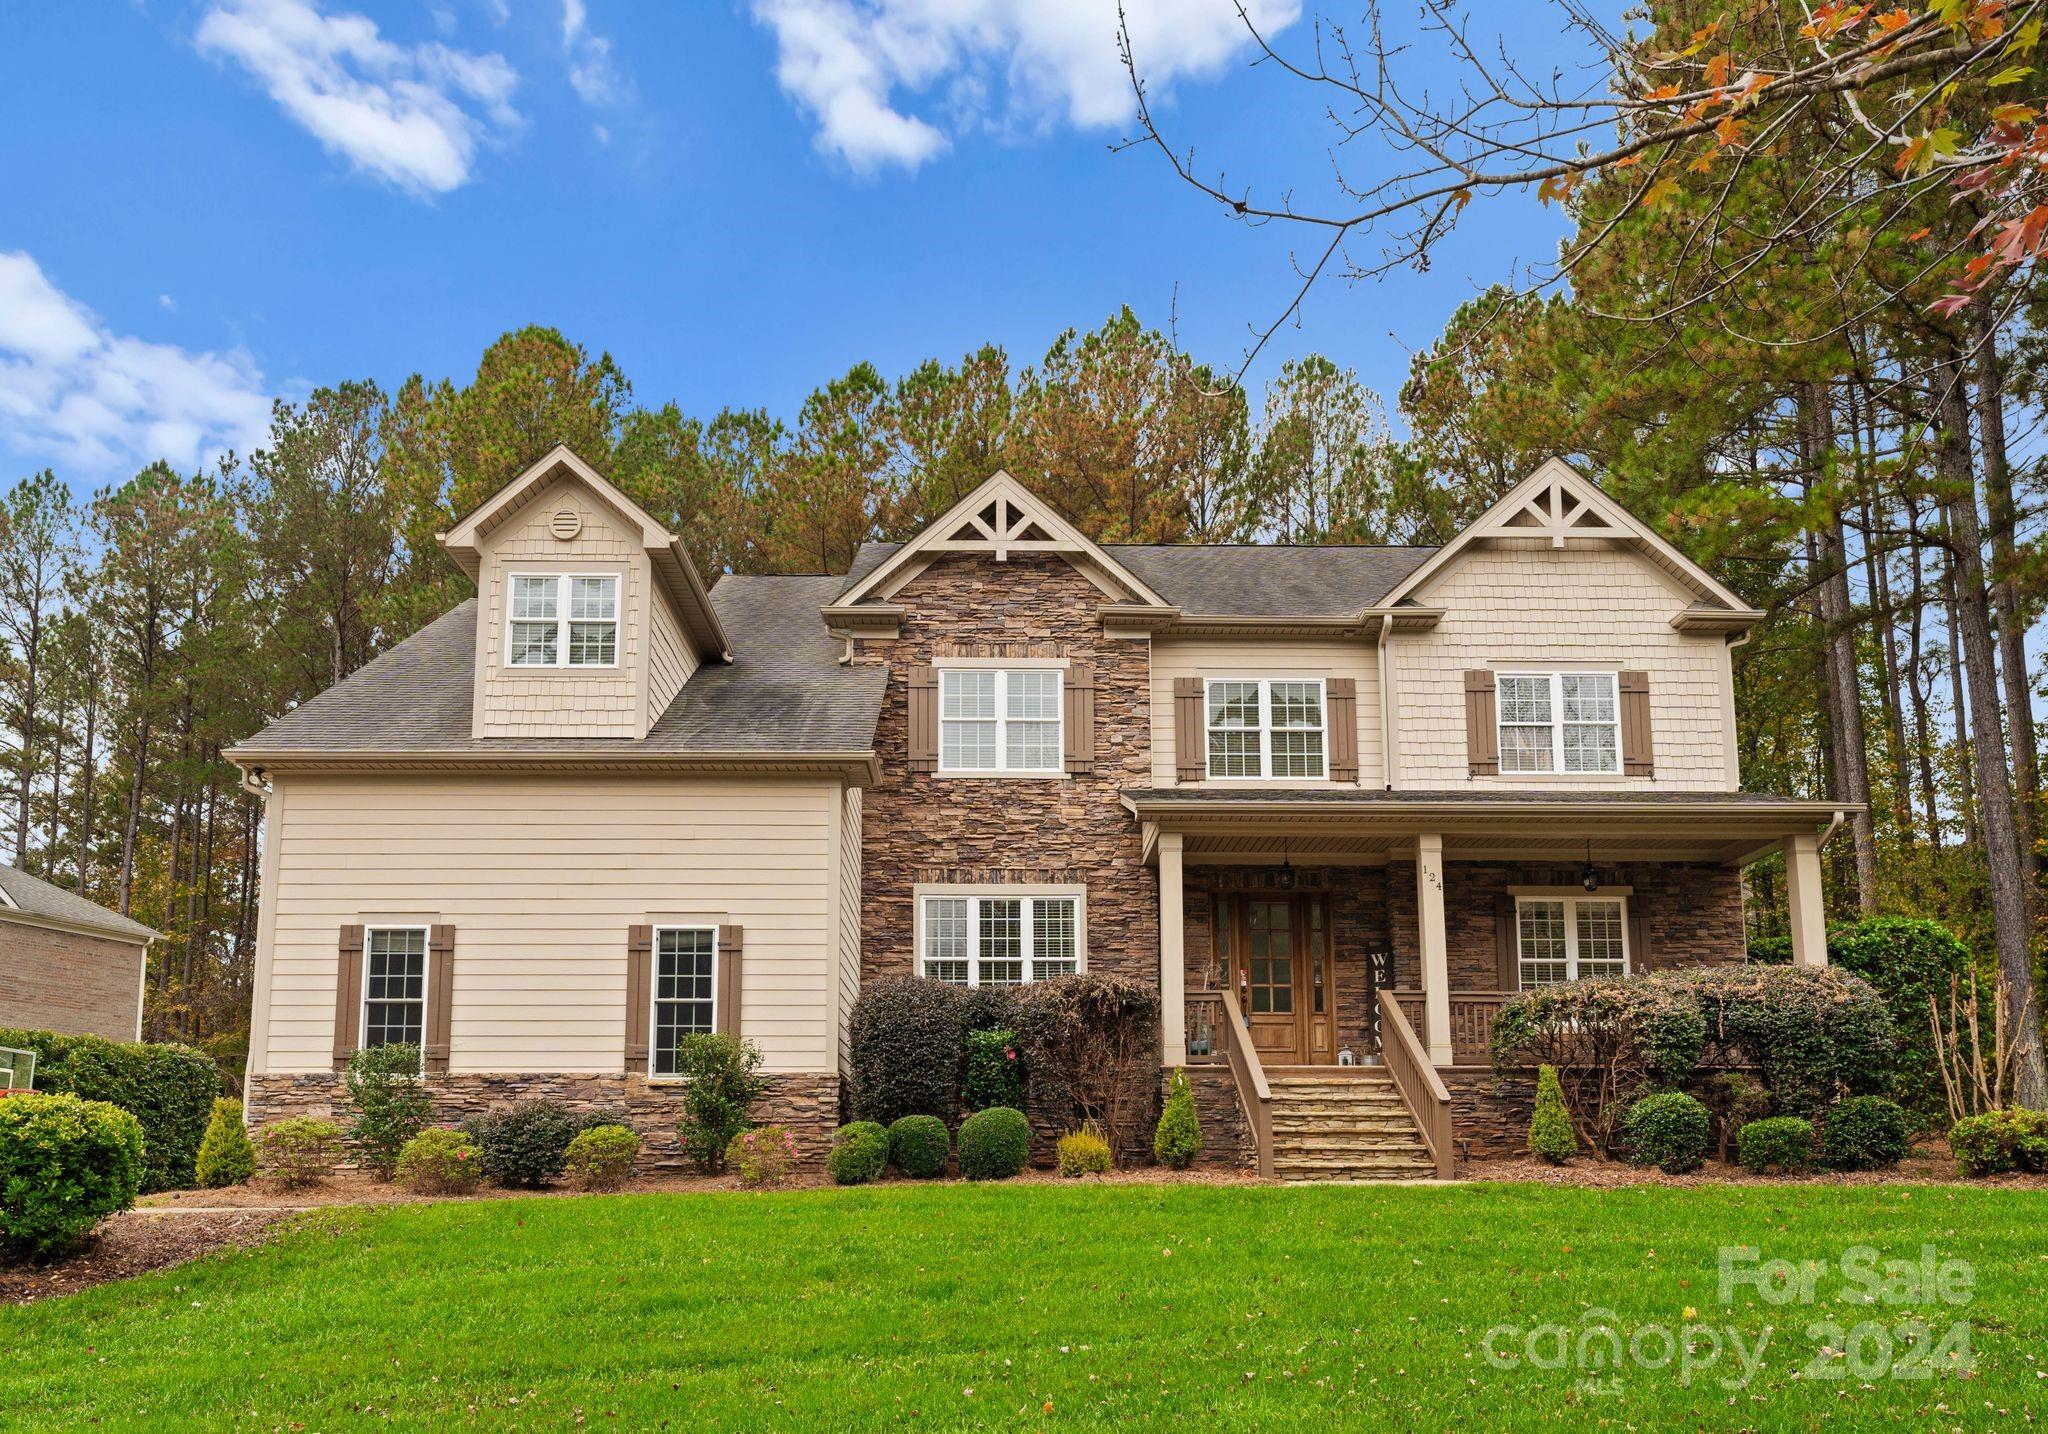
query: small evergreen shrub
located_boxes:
[672,1034,766,1174]
[0,1026,220,1192]
[565,1124,641,1191]
[343,1043,433,1180]
[726,1126,799,1188]
[257,1117,343,1189]
[888,1114,950,1179]
[195,1097,256,1188]
[963,1028,1025,1112]
[1947,1109,2048,1177]
[1528,1065,1577,1164]
[1624,1092,1710,1174]
[849,978,969,1124]
[1153,1067,1202,1170]
[957,1106,1030,1181]
[1737,1116,1814,1175]
[0,1093,145,1259]
[394,1128,484,1194]
[1056,1127,1112,1177]
[827,1121,890,1185]
[462,1100,581,1188]
[1819,1095,1911,1171]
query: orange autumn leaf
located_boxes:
[1610,151,1646,170]
[1644,82,1681,102]
[1906,225,1932,240]
[1689,150,1719,173]
[1644,176,1682,209]
[1873,6,1912,31]
[1716,114,1748,148]
[1704,53,1733,89]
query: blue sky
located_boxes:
[0,1,1589,491]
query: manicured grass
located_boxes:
[4,1181,2046,1428]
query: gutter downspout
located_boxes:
[1818,809,1848,850]
[1374,613,1397,790]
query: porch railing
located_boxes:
[1389,990,1512,1065]
[1376,989,1455,1180]
[1185,991,1224,1065]
[1213,987,1273,1178]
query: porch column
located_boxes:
[1159,832,1186,1064]
[1786,831,1828,968]
[1416,833,1453,1065]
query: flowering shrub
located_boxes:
[566,1124,641,1192]
[727,1125,799,1188]
[963,1028,1024,1112]
[672,1034,765,1174]
[394,1128,484,1194]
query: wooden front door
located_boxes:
[1214,894,1333,1065]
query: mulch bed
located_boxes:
[1467,1142,2048,1188]
[0,1210,294,1306]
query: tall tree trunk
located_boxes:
[116,710,148,918]
[1863,491,1915,857]
[1935,349,2046,1106]
[1903,492,1945,851]
[1942,549,1979,851]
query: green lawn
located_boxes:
[3,1182,2045,1429]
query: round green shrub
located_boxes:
[1737,1116,1814,1175]
[1947,1108,2048,1177]
[0,1092,145,1259]
[256,1117,343,1189]
[1528,1065,1577,1164]
[827,1121,890,1185]
[888,1114,950,1179]
[566,1124,641,1191]
[963,1028,1025,1112]
[1153,1067,1202,1170]
[957,1106,1030,1181]
[462,1099,582,1188]
[1056,1128,1111,1177]
[394,1128,484,1194]
[195,1097,257,1188]
[1623,1091,1710,1174]
[1819,1095,1911,1171]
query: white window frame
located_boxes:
[360,924,429,1069]
[649,924,719,1080]
[914,885,1087,987]
[936,664,1065,776]
[1495,670,1622,776]
[504,571,621,670]
[1511,890,1632,989]
[1203,677,1328,780]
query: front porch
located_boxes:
[1128,789,1848,1178]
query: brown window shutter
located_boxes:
[1494,893,1518,991]
[1064,664,1096,775]
[624,924,653,1070]
[332,925,365,1069]
[1464,670,1499,776]
[1619,670,1654,776]
[908,665,938,773]
[1326,678,1359,783]
[424,924,455,1075]
[1628,899,1651,973]
[1174,677,1206,783]
[717,925,745,1037]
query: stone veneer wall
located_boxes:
[1178,1066,1255,1171]
[246,1072,840,1172]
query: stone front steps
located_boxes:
[1266,1070,1438,1181]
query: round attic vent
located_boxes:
[549,509,583,542]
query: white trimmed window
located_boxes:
[362,926,427,1052]
[507,573,619,668]
[1205,678,1326,779]
[1497,672,1619,774]
[919,892,1082,986]
[651,927,717,1077]
[1515,895,1629,987]
[938,668,1063,773]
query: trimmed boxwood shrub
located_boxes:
[849,978,968,1124]
[957,1106,1030,1181]
[1819,1095,1911,1171]
[888,1114,950,1179]
[463,1099,583,1188]
[1948,1108,2048,1177]
[963,1028,1025,1112]
[1528,1064,1577,1164]
[1737,1116,1814,1174]
[394,1128,484,1194]
[0,1092,145,1259]
[343,1043,432,1180]
[195,1097,256,1188]
[0,1027,219,1192]
[827,1121,890,1185]
[1624,1091,1710,1174]
[1056,1128,1111,1177]
[566,1124,642,1191]
[1153,1067,1202,1170]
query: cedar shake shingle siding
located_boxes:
[0,923,145,1042]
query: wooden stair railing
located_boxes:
[1185,991,1224,1064]
[1376,988,1456,1179]
[1216,986,1273,1178]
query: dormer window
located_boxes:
[507,573,619,668]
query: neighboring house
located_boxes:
[228,446,1847,1177]
[0,863,158,1044]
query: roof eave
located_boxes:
[226,746,883,787]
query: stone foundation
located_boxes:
[1176,1066,1255,1171]
[1442,1067,1537,1163]
[245,1070,842,1172]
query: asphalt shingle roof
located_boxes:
[0,863,157,942]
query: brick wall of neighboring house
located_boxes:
[852,554,1158,992]
[245,1071,840,1173]
[0,921,143,1042]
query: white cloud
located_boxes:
[562,0,624,107]
[750,0,1299,173]
[159,294,178,312]
[0,254,272,478]
[196,0,520,196]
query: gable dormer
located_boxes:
[440,446,729,741]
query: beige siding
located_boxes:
[647,586,699,727]
[835,784,862,1073]
[255,773,841,1076]
[1149,637,1385,786]
[1392,540,1735,791]
[0,920,145,1041]
[473,479,650,740]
